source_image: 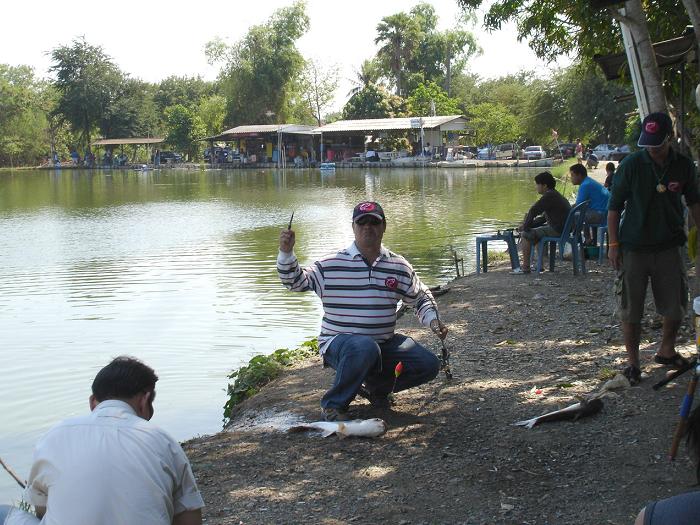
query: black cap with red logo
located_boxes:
[352,201,385,223]
[637,112,673,147]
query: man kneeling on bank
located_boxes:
[278,201,449,421]
[0,356,204,525]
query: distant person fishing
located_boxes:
[277,201,449,422]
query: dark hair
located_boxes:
[606,162,615,172]
[92,356,158,403]
[569,163,587,179]
[534,171,556,189]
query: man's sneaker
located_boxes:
[510,267,531,275]
[357,385,393,409]
[322,407,350,422]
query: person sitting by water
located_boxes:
[277,201,448,422]
[634,405,700,524]
[569,163,610,244]
[512,171,571,274]
[0,356,204,525]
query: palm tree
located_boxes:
[347,59,382,97]
[375,13,421,97]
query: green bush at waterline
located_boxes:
[223,338,318,424]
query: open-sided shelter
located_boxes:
[204,124,319,167]
[314,115,469,161]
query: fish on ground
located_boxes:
[288,418,388,438]
[513,398,604,429]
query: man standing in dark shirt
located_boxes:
[513,171,571,274]
[608,112,700,384]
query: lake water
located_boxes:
[0,166,544,502]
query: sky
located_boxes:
[2,0,569,112]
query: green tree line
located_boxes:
[0,0,693,167]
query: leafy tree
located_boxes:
[49,37,122,150]
[375,11,422,96]
[468,102,523,146]
[164,104,206,160]
[99,78,155,139]
[526,64,634,145]
[348,59,383,97]
[154,76,215,112]
[407,81,460,116]
[342,84,406,120]
[198,94,227,137]
[456,0,698,149]
[456,0,689,62]
[207,1,310,126]
[0,65,56,167]
[375,4,480,96]
[299,59,339,126]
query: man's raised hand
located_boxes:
[279,229,296,253]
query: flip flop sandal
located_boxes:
[654,353,690,368]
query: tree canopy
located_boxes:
[208,1,310,126]
[49,37,123,149]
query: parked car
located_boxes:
[448,145,476,160]
[591,144,616,161]
[477,145,495,160]
[522,145,546,160]
[494,143,519,160]
[160,151,183,163]
[609,144,632,162]
[556,143,576,158]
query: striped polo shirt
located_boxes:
[277,242,438,353]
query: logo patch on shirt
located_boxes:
[667,181,682,192]
[385,277,398,289]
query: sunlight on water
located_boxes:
[0,166,539,501]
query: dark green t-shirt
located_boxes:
[608,148,699,252]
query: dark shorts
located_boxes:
[521,225,559,241]
[615,246,688,323]
[584,209,606,225]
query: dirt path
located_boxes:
[184,258,699,525]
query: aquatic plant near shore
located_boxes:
[223,339,318,424]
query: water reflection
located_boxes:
[0,167,538,502]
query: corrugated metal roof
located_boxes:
[208,124,318,140]
[315,115,467,133]
[92,137,164,145]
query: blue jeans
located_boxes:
[321,333,441,410]
[0,505,39,524]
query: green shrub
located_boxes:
[223,338,318,424]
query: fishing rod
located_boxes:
[0,455,26,489]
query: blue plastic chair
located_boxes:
[596,225,608,264]
[534,201,590,275]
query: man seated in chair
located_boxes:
[569,163,609,244]
[513,171,571,274]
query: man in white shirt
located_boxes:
[1,356,204,525]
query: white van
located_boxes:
[494,143,518,160]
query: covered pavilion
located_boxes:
[91,137,165,166]
[314,115,469,161]
[204,124,318,168]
